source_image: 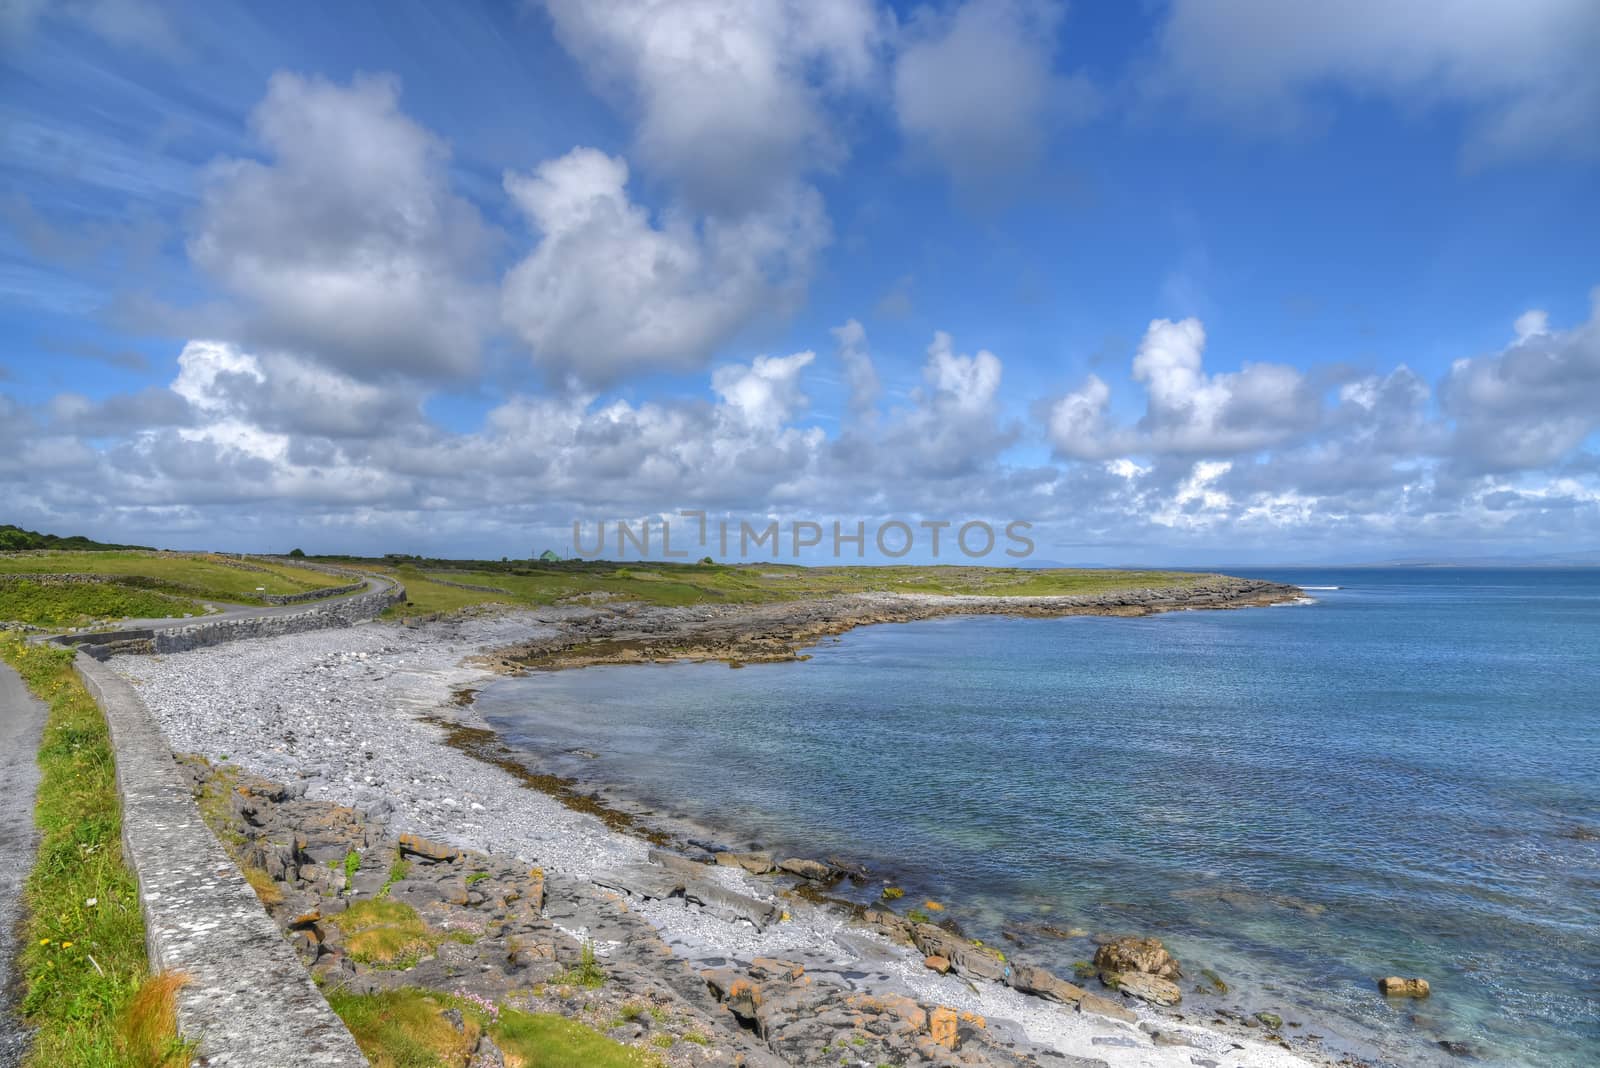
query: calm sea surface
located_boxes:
[477,569,1600,1066]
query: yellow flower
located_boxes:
[39,938,50,945]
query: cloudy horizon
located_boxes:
[3,1,1597,565]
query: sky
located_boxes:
[1,0,1597,565]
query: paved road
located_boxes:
[0,662,45,1066]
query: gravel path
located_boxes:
[113,610,1325,1068]
[0,663,45,1068]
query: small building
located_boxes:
[538,549,561,563]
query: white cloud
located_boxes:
[501,147,827,385]
[541,0,882,213]
[6,298,1600,560]
[712,350,815,430]
[893,0,1097,188]
[1145,0,1600,162]
[1047,373,1116,460]
[191,73,493,379]
[832,318,880,414]
[1442,291,1600,471]
[1048,317,1317,459]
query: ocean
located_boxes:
[475,569,1600,1066]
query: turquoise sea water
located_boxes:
[477,569,1600,1066]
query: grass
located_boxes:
[331,899,439,969]
[0,550,348,599]
[553,940,605,990]
[0,632,191,1066]
[324,988,478,1068]
[380,854,411,897]
[3,548,1218,624]
[0,580,207,629]
[493,1006,662,1067]
[361,556,1213,619]
[326,988,663,1068]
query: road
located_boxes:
[0,662,45,1066]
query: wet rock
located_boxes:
[1378,976,1431,998]
[1253,1011,1282,1029]
[909,922,1009,982]
[1094,936,1181,979]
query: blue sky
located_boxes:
[2,0,1597,564]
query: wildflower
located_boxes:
[62,942,73,948]
[85,898,97,907]
[39,938,50,945]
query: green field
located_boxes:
[0,581,206,629]
[347,558,1208,618]
[0,552,346,598]
[0,551,350,628]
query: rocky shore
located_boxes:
[111,590,1343,1068]
[484,577,1301,672]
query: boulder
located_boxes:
[929,1006,960,1050]
[1114,972,1182,1006]
[1077,992,1137,1024]
[777,857,835,881]
[1094,936,1181,979]
[714,851,776,875]
[923,955,951,974]
[1378,976,1430,998]
[398,833,461,864]
[1007,962,1085,1004]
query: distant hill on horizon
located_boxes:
[0,524,152,552]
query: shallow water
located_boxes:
[477,569,1600,1066]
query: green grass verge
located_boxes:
[0,580,207,629]
[325,987,663,1068]
[0,632,190,1067]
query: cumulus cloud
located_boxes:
[1442,290,1600,472]
[893,0,1097,188]
[712,350,815,431]
[501,147,827,385]
[5,298,1600,560]
[1145,0,1600,162]
[191,73,493,379]
[832,318,880,415]
[1048,317,1317,459]
[541,0,882,213]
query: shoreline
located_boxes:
[480,576,1302,673]
[108,590,1408,1068]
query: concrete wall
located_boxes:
[73,655,367,1067]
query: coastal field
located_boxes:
[333,556,1212,617]
[0,551,350,628]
